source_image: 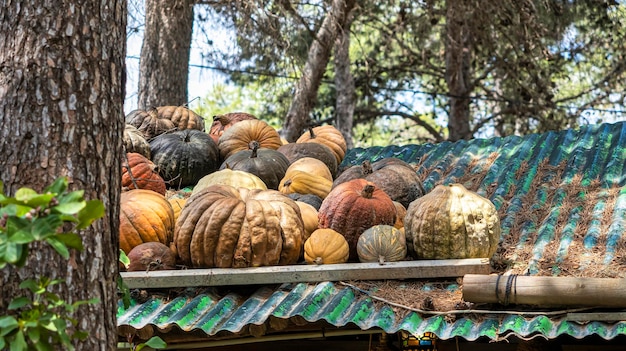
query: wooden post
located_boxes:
[463,274,626,307]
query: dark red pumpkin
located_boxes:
[208,112,257,144]
[318,178,397,261]
[121,152,166,195]
[127,242,177,272]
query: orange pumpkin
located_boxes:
[121,153,166,195]
[208,112,257,144]
[218,119,282,160]
[304,228,349,265]
[296,125,347,165]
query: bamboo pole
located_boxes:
[463,274,626,307]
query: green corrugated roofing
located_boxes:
[117,121,626,343]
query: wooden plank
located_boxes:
[121,258,490,289]
[463,274,626,307]
[566,312,626,322]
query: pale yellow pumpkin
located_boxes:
[285,157,333,182]
[279,170,332,199]
[192,169,267,196]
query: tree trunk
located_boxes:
[281,0,357,143]
[138,0,194,109]
[0,1,125,349]
[334,11,356,149]
[445,0,473,141]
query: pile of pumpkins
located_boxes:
[120,106,501,272]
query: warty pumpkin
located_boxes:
[357,225,407,264]
[220,141,290,190]
[174,185,304,268]
[333,158,424,208]
[277,142,338,177]
[121,152,166,195]
[123,124,151,158]
[318,179,397,261]
[279,170,333,199]
[404,183,501,259]
[304,228,349,265]
[125,106,204,140]
[296,125,347,165]
[192,168,267,196]
[218,119,282,160]
[156,105,205,132]
[150,129,220,188]
[119,189,175,254]
[208,112,257,144]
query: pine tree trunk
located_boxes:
[445,0,473,141]
[282,0,357,143]
[0,1,125,349]
[138,0,193,109]
[334,12,356,149]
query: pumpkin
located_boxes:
[357,225,407,264]
[277,142,338,177]
[287,193,323,210]
[168,197,187,223]
[123,124,151,158]
[304,228,349,265]
[174,185,304,268]
[393,201,407,229]
[404,183,501,259]
[296,125,347,165]
[318,179,397,261]
[126,242,177,272]
[125,106,204,140]
[192,168,267,196]
[220,141,290,190]
[208,112,257,144]
[218,119,282,160]
[284,157,333,182]
[149,129,220,188]
[119,189,175,254]
[295,201,319,241]
[121,153,166,195]
[279,170,333,199]
[333,158,424,208]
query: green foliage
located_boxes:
[0,177,104,351]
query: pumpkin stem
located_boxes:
[248,140,260,158]
[307,126,317,139]
[314,257,324,265]
[378,255,386,265]
[284,179,292,187]
[361,184,375,199]
[362,160,373,176]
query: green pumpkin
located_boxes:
[220,141,290,190]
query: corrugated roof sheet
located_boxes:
[117,121,626,343]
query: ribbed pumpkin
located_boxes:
[192,168,267,196]
[119,189,175,254]
[393,201,407,229]
[123,124,151,158]
[404,183,501,259]
[277,142,338,177]
[126,242,177,272]
[208,112,257,144]
[218,119,282,160]
[284,157,333,182]
[296,125,347,165]
[220,141,290,190]
[167,197,187,223]
[279,170,333,199]
[333,158,424,208]
[357,225,407,264]
[318,179,397,261]
[150,129,220,188]
[174,185,304,268]
[121,153,166,195]
[294,201,319,241]
[304,228,349,265]
[125,106,204,140]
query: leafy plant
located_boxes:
[0,177,104,350]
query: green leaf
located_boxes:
[118,275,131,309]
[23,194,55,208]
[119,250,130,268]
[57,190,84,205]
[8,297,30,310]
[0,316,18,334]
[52,201,86,215]
[26,326,40,343]
[55,233,83,251]
[45,237,70,259]
[33,339,53,351]
[44,177,67,195]
[143,336,167,349]
[14,188,38,202]
[9,329,27,351]
[9,227,35,244]
[3,242,24,265]
[19,279,40,293]
[76,200,104,230]
[31,216,63,240]
[0,337,5,350]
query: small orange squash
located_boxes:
[304,228,349,265]
[296,125,347,164]
[357,225,407,264]
[295,201,319,241]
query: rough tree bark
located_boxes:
[138,0,194,109]
[281,0,357,143]
[445,0,473,141]
[334,11,356,149]
[0,1,125,349]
